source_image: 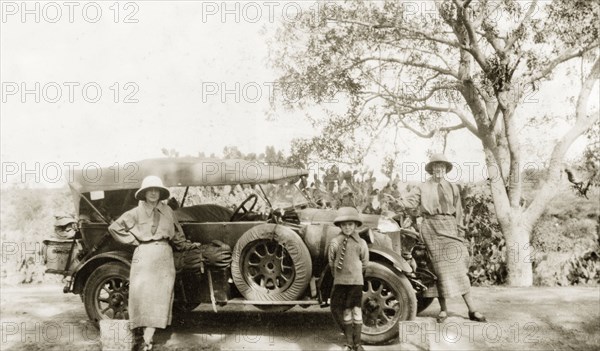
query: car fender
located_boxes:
[72,251,132,294]
[368,246,413,274]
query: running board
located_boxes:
[226,298,319,305]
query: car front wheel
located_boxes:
[83,262,130,324]
[361,262,417,345]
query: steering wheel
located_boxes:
[230,194,258,221]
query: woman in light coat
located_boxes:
[108,175,200,350]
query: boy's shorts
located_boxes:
[331,284,363,309]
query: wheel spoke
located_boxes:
[367,280,375,293]
[259,243,269,254]
[243,239,295,293]
[275,245,284,259]
[380,311,392,322]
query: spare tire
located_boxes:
[232,224,312,302]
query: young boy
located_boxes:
[328,207,369,351]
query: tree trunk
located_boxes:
[484,148,534,286]
[505,215,534,286]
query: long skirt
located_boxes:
[129,241,175,329]
[421,216,471,298]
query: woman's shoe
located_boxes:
[436,311,448,323]
[142,341,153,351]
[468,311,487,322]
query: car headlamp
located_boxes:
[377,216,400,233]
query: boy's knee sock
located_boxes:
[352,322,362,346]
[343,323,353,345]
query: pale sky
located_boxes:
[1,1,597,188]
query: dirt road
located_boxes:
[1,283,598,350]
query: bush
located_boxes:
[566,249,600,285]
[531,194,599,286]
[463,183,599,286]
[0,187,75,285]
[462,183,507,286]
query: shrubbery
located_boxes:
[1,186,74,284]
[532,211,599,286]
[462,183,507,286]
[460,182,599,286]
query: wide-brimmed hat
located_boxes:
[425,153,453,174]
[333,207,363,227]
[135,175,170,201]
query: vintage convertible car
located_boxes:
[45,157,434,344]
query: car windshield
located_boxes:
[170,182,310,214]
[260,183,310,210]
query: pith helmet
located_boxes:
[135,175,170,201]
[425,154,453,175]
[333,207,363,227]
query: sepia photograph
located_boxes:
[1,1,599,350]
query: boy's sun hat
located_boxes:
[333,207,363,227]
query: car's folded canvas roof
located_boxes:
[69,157,308,193]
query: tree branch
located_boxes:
[504,0,538,52]
[394,113,466,139]
[400,29,465,49]
[526,43,600,84]
[454,0,491,72]
[525,57,600,224]
[353,57,460,78]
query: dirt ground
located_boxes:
[0,283,598,351]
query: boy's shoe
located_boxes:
[355,344,365,351]
[342,344,354,351]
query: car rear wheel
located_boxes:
[231,224,312,308]
[361,262,416,345]
[83,262,130,324]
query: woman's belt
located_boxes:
[423,213,455,219]
[139,239,169,245]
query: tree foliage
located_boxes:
[271,0,600,285]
